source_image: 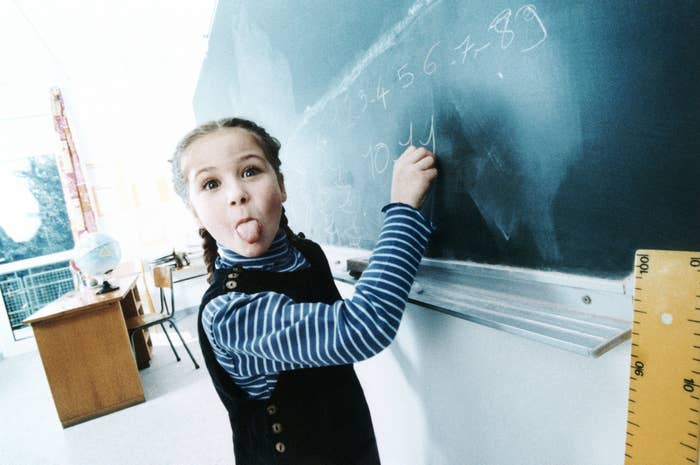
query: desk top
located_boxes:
[24,274,139,325]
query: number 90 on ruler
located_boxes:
[625,250,700,464]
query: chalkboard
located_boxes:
[194,0,699,279]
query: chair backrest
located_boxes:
[152,265,176,316]
[152,265,173,289]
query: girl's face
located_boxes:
[182,127,287,257]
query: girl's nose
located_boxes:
[227,185,249,205]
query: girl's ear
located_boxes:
[279,179,287,203]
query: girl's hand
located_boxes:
[391,146,438,209]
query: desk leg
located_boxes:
[32,302,145,427]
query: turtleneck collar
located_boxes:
[215,230,309,272]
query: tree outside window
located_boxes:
[0,154,74,264]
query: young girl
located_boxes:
[171,117,437,465]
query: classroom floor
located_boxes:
[0,310,234,465]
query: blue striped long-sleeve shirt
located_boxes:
[202,203,433,399]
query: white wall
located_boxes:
[338,280,631,465]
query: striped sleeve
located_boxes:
[204,203,433,375]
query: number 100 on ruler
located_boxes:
[625,250,700,464]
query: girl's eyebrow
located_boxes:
[237,153,266,163]
[192,166,216,179]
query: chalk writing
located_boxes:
[488,4,547,52]
[399,115,436,155]
[399,123,414,147]
[515,5,547,52]
[358,89,368,113]
[454,35,476,63]
[361,143,392,179]
[376,76,390,110]
[473,42,491,59]
[397,63,415,88]
[418,114,437,154]
[488,9,516,49]
[423,41,441,75]
[331,4,546,140]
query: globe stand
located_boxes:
[94,270,119,295]
[95,279,120,295]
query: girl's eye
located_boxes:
[242,166,261,178]
[202,179,219,190]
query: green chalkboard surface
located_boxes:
[194,0,699,278]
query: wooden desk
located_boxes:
[24,274,151,427]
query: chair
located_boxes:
[125,265,199,369]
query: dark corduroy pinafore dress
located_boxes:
[198,237,381,465]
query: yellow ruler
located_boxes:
[625,250,700,464]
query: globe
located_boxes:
[73,232,122,294]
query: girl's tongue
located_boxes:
[236,219,262,244]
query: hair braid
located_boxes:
[280,207,302,242]
[199,228,218,283]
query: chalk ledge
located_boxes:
[324,245,631,358]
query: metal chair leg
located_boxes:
[159,322,181,362]
[168,321,200,369]
[159,289,169,315]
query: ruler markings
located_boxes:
[625,250,700,465]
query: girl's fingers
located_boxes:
[402,145,430,161]
[415,154,435,170]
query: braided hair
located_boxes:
[171,117,298,282]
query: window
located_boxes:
[0,154,74,264]
[0,111,76,341]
